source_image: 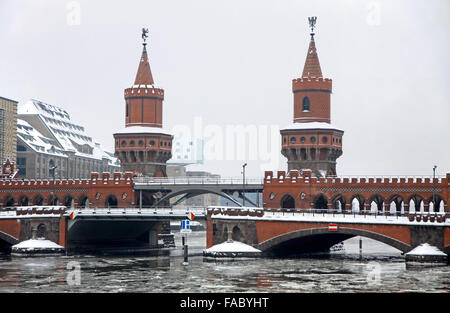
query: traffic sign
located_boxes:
[180,220,192,234]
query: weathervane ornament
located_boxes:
[142,28,149,44]
[308,16,317,35]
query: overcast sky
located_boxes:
[1,0,449,178]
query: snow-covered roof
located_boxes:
[204,240,261,253]
[405,243,447,256]
[17,119,67,157]
[114,125,172,136]
[12,238,64,250]
[281,122,343,132]
[18,99,119,165]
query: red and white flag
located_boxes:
[69,211,77,220]
[328,224,338,231]
[187,212,195,221]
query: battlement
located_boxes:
[124,86,164,99]
[293,77,332,92]
[264,170,449,187]
[0,172,135,187]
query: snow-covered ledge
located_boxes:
[405,243,447,266]
[11,238,65,256]
[203,240,262,259]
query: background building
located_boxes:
[16,99,119,179]
[0,96,18,165]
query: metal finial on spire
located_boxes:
[308,16,317,35]
[142,28,149,44]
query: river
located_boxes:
[0,231,448,293]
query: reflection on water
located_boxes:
[0,232,448,293]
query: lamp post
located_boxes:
[242,163,247,207]
[51,166,57,205]
[433,165,437,212]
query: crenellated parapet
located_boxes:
[263,170,450,213]
[292,77,332,92]
[124,86,164,100]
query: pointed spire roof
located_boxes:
[302,34,323,78]
[134,44,154,86]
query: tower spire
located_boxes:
[302,16,322,78]
[134,28,154,86]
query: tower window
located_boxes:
[290,137,296,144]
[300,137,306,143]
[310,137,316,143]
[322,136,328,143]
[302,97,310,111]
[121,140,127,146]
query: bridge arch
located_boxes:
[0,231,19,246]
[153,188,243,207]
[258,227,411,256]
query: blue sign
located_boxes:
[181,220,190,230]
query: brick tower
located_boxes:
[114,29,173,177]
[281,17,343,177]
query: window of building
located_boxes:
[310,137,316,143]
[302,97,310,111]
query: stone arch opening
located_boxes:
[36,224,47,239]
[33,194,44,206]
[48,194,59,205]
[78,195,90,208]
[331,194,346,212]
[369,194,384,213]
[18,195,29,206]
[426,194,444,213]
[4,195,15,207]
[387,194,404,215]
[259,227,410,256]
[281,194,295,209]
[408,194,424,213]
[349,194,365,212]
[105,194,118,208]
[314,194,328,211]
[63,194,74,208]
[232,226,243,242]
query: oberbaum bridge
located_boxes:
[0,21,449,260]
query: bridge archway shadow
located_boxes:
[259,227,409,257]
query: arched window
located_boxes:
[281,194,295,209]
[302,97,310,111]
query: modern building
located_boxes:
[114,33,173,177]
[280,18,344,177]
[0,96,18,165]
[16,99,119,179]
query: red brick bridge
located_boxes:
[206,207,450,257]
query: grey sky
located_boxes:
[1,0,449,178]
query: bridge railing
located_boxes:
[262,208,448,222]
[133,176,264,185]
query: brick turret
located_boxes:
[114,31,173,177]
[281,17,343,177]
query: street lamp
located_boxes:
[242,163,247,207]
[51,166,57,205]
[433,165,437,212]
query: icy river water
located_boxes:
[0,231,448,293]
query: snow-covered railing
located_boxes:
[133,176,264,185]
